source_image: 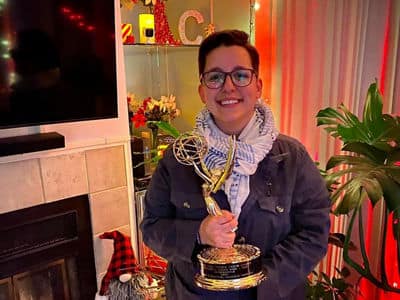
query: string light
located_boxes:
[1,39,9,46]
[60,6,96,32]
[249,0,256,44]
[61,7,71,14]
[1,39,10,60]
[9,72,16,85]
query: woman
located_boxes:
[141,29,330,300]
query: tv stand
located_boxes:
[0,132,65,157]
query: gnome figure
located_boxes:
[99,230,139,296]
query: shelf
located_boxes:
[123,43,199,48]
[123,43,199,56]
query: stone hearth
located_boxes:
[0,144,134,294]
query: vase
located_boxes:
[129,122,135,136]
[147,124,159,152]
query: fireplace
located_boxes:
[0,195,97,299]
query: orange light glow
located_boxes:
[255,0,273,105]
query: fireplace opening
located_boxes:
[0,195,97,299]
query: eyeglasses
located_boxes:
[201,68,257,89]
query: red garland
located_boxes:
[154,0,181,45]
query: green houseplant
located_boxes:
[306,266,356,299]
[131,120,180,170]
[306,231,359,299]
[316,82,400,292]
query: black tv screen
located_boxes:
[0,0,118,129]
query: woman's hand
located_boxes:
[198,210,238,248]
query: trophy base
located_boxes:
[195,244,267,291]
[195,270,267,291]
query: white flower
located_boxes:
[144,0,156,5]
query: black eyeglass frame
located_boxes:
[200,68,258,89]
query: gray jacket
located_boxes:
[141,134,331,300]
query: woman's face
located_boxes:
[198,45,262,135]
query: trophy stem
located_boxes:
[202,184,222,216]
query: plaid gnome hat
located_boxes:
[99,230,139,295]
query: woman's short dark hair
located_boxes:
[198,29,259,77]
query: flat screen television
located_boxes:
[0,0,118,130]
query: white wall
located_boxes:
[0,2,139,288]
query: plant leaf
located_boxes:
[374,171,400,212]
[363,82,384,127]
[322,272,332,285]
[337,123,370,143]
[326,155,376,170]
[332,278,350,292]
[328,233,357,250]
[338,103,361,128]
[361,177,383,206]
[333,181,363,214]
[316,107,347,124]
[342,142,386,163]
[150,121,180,138]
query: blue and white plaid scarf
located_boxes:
[195,101,279,217]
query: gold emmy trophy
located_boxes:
[173,132,267,291]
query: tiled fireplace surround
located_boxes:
[0,143,133,293]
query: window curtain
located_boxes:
[255,0,399,298]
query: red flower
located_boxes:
[127,93,180,130]
[394,161,400,167]
[132,110,146,128]
[142,97,151,110]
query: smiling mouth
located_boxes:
[220,99,240,105]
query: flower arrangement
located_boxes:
[127,93,180,129]
[127,93,181,154]
[120,0,157,11]
[120,0,138,10]
[127,93,181,172]
[142,0,157,6]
